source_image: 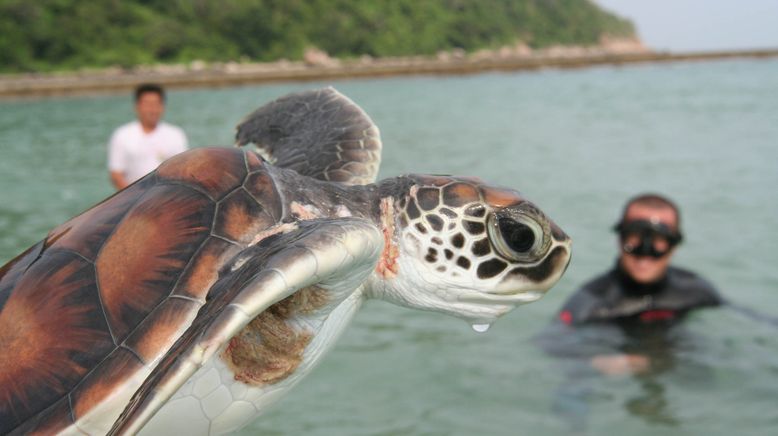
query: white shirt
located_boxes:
[107,121,188,184]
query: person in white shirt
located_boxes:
[108,83,188,190]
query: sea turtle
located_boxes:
[0,87,572,435]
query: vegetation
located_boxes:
[0,0,635,73]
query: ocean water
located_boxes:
[1,58,777,435]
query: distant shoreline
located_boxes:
[1,48,777,99]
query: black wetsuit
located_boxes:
[557,263,723,326]
[535,263,724,361]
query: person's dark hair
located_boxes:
[134,83,166,102]
[619,193,681,228]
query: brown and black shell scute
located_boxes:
[0,147,282,434]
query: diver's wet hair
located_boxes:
[135,83,166,102]
[619,193,681,228]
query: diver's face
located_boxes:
[135,92,164,130]
[618,204,678,284]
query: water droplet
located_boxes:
[471,323,491,333]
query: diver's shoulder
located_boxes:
[668,265,724,304]
[668,265,712,287]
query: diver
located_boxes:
[536,193,777,429]
[534,193,723,429]
[543,193,722,375]
[561,193,722,326]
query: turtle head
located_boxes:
[370,175,571,328]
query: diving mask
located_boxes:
[613,219,682,258]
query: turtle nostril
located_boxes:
[499,218,535,253]
[549,220,568,242]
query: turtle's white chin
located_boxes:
[452,289,546,325]
[457,289,545,305]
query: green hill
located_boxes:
[0,0,635,73]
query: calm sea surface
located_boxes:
[1,58,777,435]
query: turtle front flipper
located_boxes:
[110,217,383,435]
[235,87,382,185]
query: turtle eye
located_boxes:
[501,219,535,252]
[488,212,546,263]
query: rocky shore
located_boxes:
[1,40,776,99]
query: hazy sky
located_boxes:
[595,0,778,52]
